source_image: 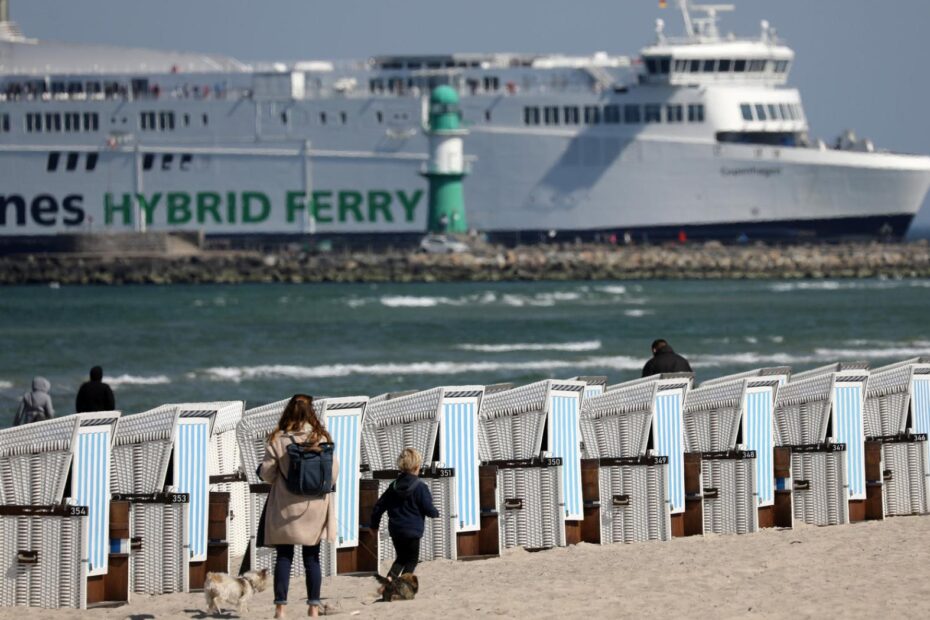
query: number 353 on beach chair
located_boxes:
[864,358,930,516]
[0,411,123,609]
[238,396,371,577]
[477,380,585,550]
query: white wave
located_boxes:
[107,374,171,387]
[380,295,461,308]
[457,340,602,353]
[203,355,645,382]
[692,344,930,369]
[501,294,553,307]
[0,380,13,390]
[597,285,627,295]
[769,336,785,344]
[346,298,368,308]
[624,309,652,318]
[812,346,930,360]
[768,280,922,293]
[744,336,758,344]
[692,352,816,367]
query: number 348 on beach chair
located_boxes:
[0,411,123,610]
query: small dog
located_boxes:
[375,573,419,602]
[204,568,270,615]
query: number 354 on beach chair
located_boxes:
[361,387,488,564]
[237,396,371,577]
[477,380,585,550]
[774,363,877,526]
[863,358,930,516]
[0,411,123,610]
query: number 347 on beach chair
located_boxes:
[0,411,123,610]
[238,396,372,577]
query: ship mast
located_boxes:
[676,0,734,40]
[1,0,9,23]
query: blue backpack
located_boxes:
[284,437,336,497]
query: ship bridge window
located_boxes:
[483,76,500,91]
[564,106,580,124]
[718,59,732,72]
[754,104,767,121]
[733,59,747,72]
[666,104,683,123]
[673,59,688,72]
[740,103,753,121]
[45,113,62,132]
[774,60,789,73]
[544,106,560,125]
[523,106,541,125]
[624,104,641,123]
[702,59,716,73]
[64,112,80,132]
[140,111,156,130]
[644,104,661,123]
[604,104,621,124]
[26,112,41,132]
[749,60,767,72]
[159,111,175,130]
[767,104,779,120]
[584,105,600,124]
[83,112,99,131]
[688,104,705,122]
[644,56,670,74]
[779,103,791,120]
[717,131,800,147]
[689,59,701,73]
[0,113,9,132]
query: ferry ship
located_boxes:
[1,0,929,244]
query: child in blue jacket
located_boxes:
[371,448,439,579]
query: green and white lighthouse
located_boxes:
[421,85,469,234]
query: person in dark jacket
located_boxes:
[75,366,115,413]
[370,448,439,580]
[14,376,55,426]
[642,339,693,378]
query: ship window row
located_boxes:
[142,153,195,172]
[646,56,790,75]
[370,75,501,95]
[524,103,704,126]
[25,112,100,133]
[140,111,209,130]
[739,102,803,122]
[46,152,99,172]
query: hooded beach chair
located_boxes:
[863,358,930,516]
[363,387,486,563]
[579,380,672,545]
[237,396,371,577]
[0,411,123,609]
[606,373,698,536]
[477,380,585,550]
[697,367,793,529]
[111,403,220,593]
[571,376,608,401]
[774,363,874,525]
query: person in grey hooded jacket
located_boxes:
[13,377,55,426]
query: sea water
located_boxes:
[1,279,929,425]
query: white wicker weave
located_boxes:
[701,457,758,535]
[376,474,458,564]
[791,449,850,526]
[496,464,566,550]
[580,380,657,459]
[597,461,672,544]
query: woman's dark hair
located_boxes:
[271,394,332,443]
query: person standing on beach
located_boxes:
[75,366,115,413]
[259,395,338,619]
[642,339,692,377]
[13,376,55,426]
[370,448,439,583]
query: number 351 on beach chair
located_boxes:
[0,411,123,610]
[238,396,371,577]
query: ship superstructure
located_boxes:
[1,0,928,243]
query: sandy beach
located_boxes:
[5,515,930,619]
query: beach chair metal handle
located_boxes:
[15,551,38,565]
[883,469,893,481]
[131,537,143,551]
[503,498,524,510]
[703,487,719,499]
[793,480,811,491]
[612,495,630,507]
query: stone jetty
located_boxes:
[1,241,930,285]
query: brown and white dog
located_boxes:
[204,568,270,615]
[375,573,419,602]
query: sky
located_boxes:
[10,0,930,233]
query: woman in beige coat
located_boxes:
[260,394,338,619]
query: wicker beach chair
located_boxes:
[477,380,585,550]
[863,358,930,516]
[571,376,608,401]
[580,381,672,544]
[237,396,370,577]
[696,367,792,529]
[0,411,122,609]
[774,363,872,525]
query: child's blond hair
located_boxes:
[397,448,423,473]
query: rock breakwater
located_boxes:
[2,241,930,285]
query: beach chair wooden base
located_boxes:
[86,499,131,607]
[120,496,190,595]
[455,465,501,559]
[771,446,794,528]
[790,445,850,526]
[189,492,231,592]
[595,457,672,545]
[673,453,704,537]
[0,507,88,609]
[491,459,565,551]
[701,452,759,535]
